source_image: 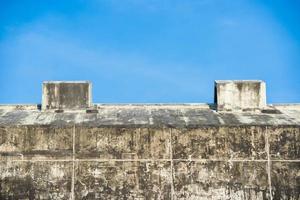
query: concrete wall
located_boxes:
[42,81,92,110]
[0,80,299,199]
[0,125,299,199]
[215,80,266,111]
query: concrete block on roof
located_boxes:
[214,80,266,111]
[42,81,92,110]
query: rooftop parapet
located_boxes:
[42,81,92,110]
[40,80,268,112]
[214,80,267,111]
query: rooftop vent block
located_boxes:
[42,81,92,110]
[214,80,266,111]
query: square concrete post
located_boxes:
[42,81,92,110]
[214,80,266,111]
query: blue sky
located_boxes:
[0,0,299,104]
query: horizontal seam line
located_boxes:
[1,159,300,162]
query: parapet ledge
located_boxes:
[1,80,299,114]
[271,103,300,111]
[1,103,300,113]
[0,104,40,111]
[94,103,211,110]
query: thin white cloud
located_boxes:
[0,15,211,99]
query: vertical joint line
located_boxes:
[71,125,75,200]
[170,128,174,200]
[266,127,273,200]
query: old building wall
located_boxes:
[0,81,299,199]
[0,125,299,199]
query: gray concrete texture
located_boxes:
[215,80,266,111]
[42,81,92,110]
[0,80,299,200]
[0,126,299,199]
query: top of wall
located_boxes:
[0,103,299,127]
[1,80,299,127]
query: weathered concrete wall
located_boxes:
[0,125,299,199]
[215,80,266,111]
[0,80,299,199]
[42,81,92,110]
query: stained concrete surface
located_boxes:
[0,106,300,127]
[173,161,270,200]
[215,80,266,111]
[0,105,299,199]
[42,81,91,110]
